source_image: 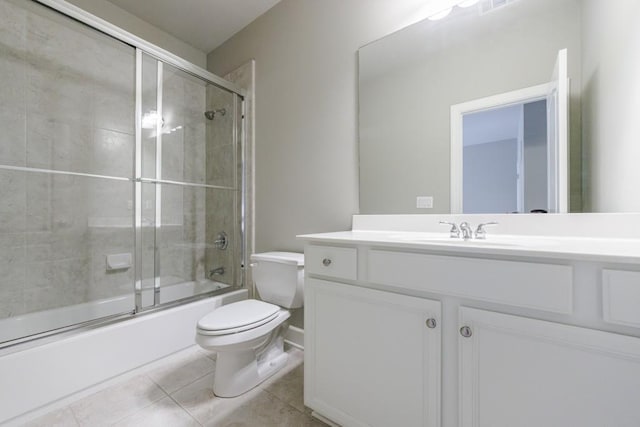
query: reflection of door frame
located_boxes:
[450,83,549,214]
[516,104,525,213]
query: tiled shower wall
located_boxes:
[0,0,242,326]
[0,0,135,318]
[205,85,239,287]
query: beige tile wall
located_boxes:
[0,0,135,318]
[0,0,244,327]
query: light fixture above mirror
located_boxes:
[426,0,516,21]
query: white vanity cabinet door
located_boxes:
[305,279,441,427]
[459,307,640,427]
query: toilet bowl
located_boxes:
[195,252,304,397]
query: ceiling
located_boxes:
[106,0,281,53]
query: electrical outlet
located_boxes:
[416,196,434,209]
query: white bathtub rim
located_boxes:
[0,279,231,346]
[0,289,248,425]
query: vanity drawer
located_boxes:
[367,250,573,314]
[305,245,357,280]
[603,269,640,328]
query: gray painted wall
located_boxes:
[206,0,429,252]
[582,0,640,212]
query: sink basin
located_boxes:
[388,233,525,248]
[428,239,520,247]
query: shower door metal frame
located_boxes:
[153,60,164,307]
[33,0,248,313]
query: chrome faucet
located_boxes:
[439,221,460,238]
[208,266,225,278]
[474,222,498,239]
[459,222,473,240]
[440,220,499,240]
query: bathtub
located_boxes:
[0,278,229,344]
[0,284,247,425]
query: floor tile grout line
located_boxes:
[162,371,211,426]
[149,364,216,397]
[265,388,308,419]
[27,348,305,426]
[58,350,201,425]
[167,396,204,427]
[164,391,205,427]
[92,375,170,426]
[196,348,217,361]
[68,404,81,427]
[107,398,170,426]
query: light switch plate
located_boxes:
[416,196,433,209]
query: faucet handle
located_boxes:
[459,221,473,240]
[439,221,460,238]
[474,222,498,239]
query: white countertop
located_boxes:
[298,230,640,264]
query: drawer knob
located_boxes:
[425,318,437,329]
[460,326,473,338]
[322,258,332,267]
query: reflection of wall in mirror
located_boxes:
[358,0,582,214]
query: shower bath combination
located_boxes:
[204,108,227,120]
[0,0,245,350]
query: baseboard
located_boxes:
[284,325,304,350]
[311,411,341,427]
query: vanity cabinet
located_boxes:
[459,307,640,427]
[304,278,442,427]
[302,241,640,427]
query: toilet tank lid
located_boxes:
[251,252,304,266]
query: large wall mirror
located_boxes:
[358,0,640,214]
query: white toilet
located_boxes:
[195,252,304,397]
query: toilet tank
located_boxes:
[250,252,304,309]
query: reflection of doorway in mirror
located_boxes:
[462,100,548,214]
[450,48,569,214]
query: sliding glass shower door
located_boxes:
[0,0,244,345]
[137,53,243,310]
[0,0,137,343]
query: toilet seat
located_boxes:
[197,299,280,336]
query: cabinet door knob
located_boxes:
[460,326,473,338]
[425,318,437,329]
[322,258,332,267]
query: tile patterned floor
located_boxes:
[23,347,328,427]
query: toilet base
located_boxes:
[213,324,289,397]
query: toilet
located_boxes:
[196,252,304,397]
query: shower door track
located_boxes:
[33,0,246,98]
